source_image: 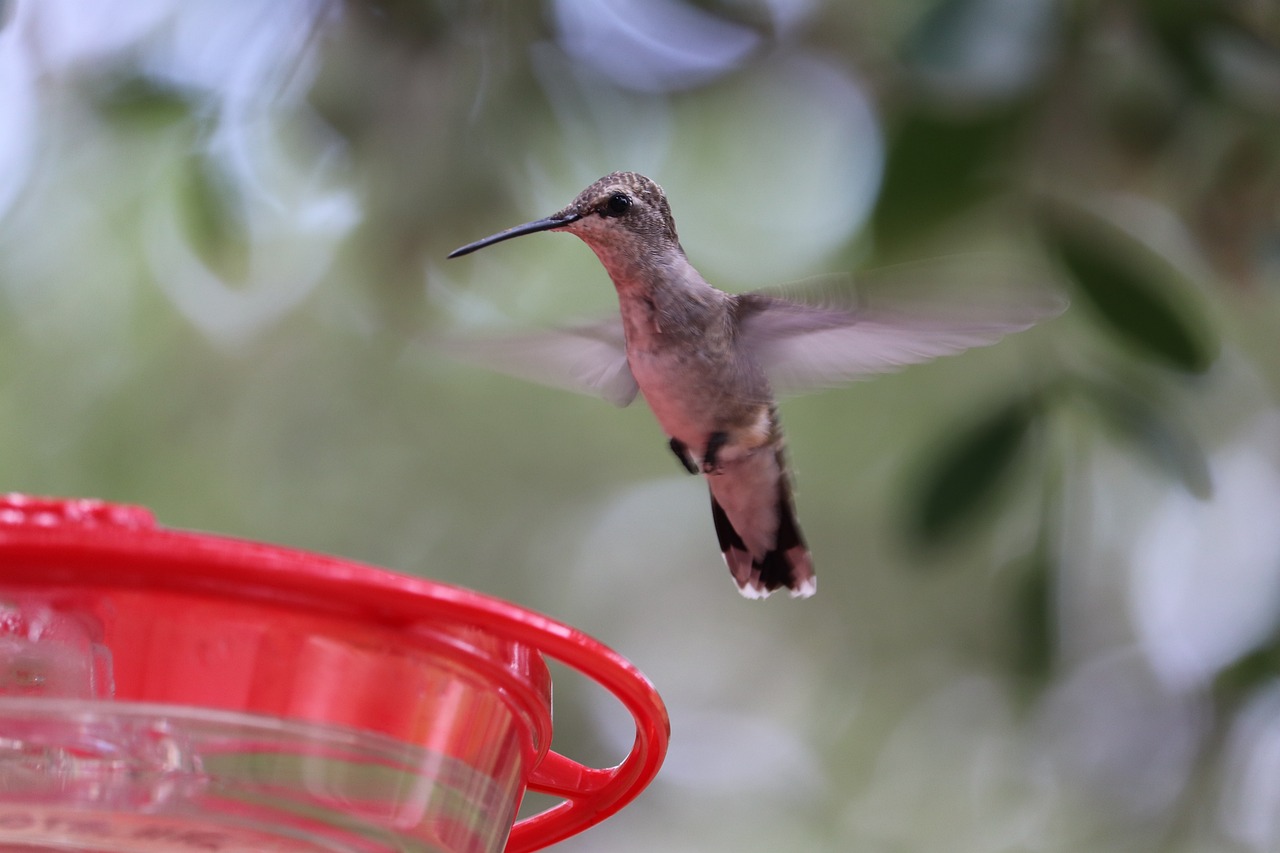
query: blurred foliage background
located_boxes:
[2,0,1280,850]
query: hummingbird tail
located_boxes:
[710,482,815,600]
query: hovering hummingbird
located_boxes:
[447,171,1060,600]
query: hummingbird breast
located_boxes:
[631,350,733,444]
[613,264,774,462]
[626,332,775,468]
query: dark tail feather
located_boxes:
[710,482,815,600]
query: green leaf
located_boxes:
[1214,637,1280,705]
[1012,551,1055,683]
[179,152,251,284]
[1140,0,1231,96]
[1082,379,1212,499]
[1041,211,1216,373]
[872,106,1023,251]
[909,398,1035,547]
[91,73,196,130]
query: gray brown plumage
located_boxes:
[448,171,1062,599]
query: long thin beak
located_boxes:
[447,211,583,258]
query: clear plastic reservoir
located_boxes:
[0,701,518,852]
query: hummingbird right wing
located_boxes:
[433,320,640,407]
[734,291,1064,395]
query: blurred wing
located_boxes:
[736,291,1065,395]
[434,319,638,407]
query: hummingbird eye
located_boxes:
[602,193,632,217]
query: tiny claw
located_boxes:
[669,437,698,475]
[701,431,729,475]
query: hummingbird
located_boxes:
[447,171,1060,599]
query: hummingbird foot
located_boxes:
[668,437,699,475]
[700,431,729,475]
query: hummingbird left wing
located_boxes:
[434,320,639,407]
[733,291,1064,395]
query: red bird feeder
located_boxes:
[0,494,669,852]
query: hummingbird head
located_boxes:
[448,171,683,264]
[558,171,681,256]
